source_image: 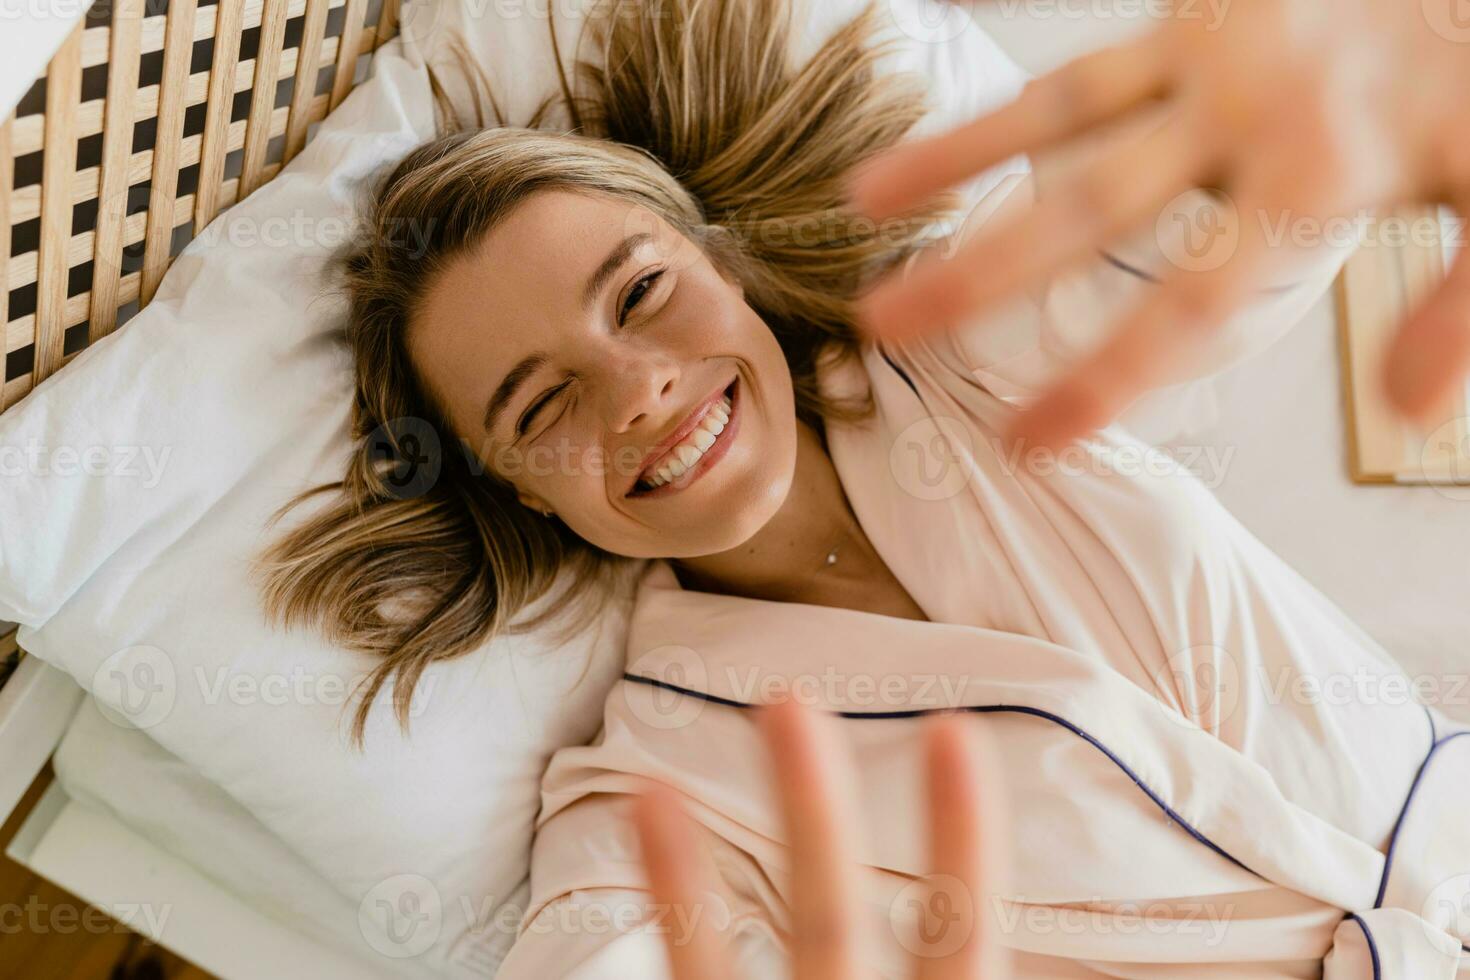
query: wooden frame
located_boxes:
[1,0,400,412]
[1337,206,1470,484]
[1,3,401,969]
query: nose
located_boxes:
[599,348,681,435]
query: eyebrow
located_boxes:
[580,232,652,310]
[482,233,654,436]
[482,350,549,436]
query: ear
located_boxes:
[516,490,550,515]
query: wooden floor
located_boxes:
[0,765,216,980]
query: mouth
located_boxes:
[625,375,742,499]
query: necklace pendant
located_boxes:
[825,547,838,566]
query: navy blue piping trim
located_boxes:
[1098,248,1297,295]
[1369,706,1470,953]
[623,672,1256,875]
[1373,724,1470,908]
[878,345,919,397]
[1345,913,1383,980]
[1099,249,1162,284]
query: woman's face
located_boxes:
[409,189,798,559]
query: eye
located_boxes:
[619,269,665,326]
[516,380,572,439]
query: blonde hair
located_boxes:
[254,0,959,747]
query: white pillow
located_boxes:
[2,46,634,975]
[0,2,1031,975]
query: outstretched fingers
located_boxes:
[1008,185,1278,449]
[858,114,1209,345]
[847,32,1169,222]
[1383,200,1470,425]
[916,715,1010,980]
[758,698,874,980]
[632,781,736,980]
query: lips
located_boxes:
[626,376,739,498]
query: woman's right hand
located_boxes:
[852,0,1470,450]
[632,699,1010,979]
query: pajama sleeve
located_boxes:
[492,889,673,980]
[493,885,782,979]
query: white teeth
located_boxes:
[638,391,735,490]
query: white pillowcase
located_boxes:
[0,2,1031,975]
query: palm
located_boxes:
[850,0,1470,447]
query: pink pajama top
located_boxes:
[491,173,1470,979]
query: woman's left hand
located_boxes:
[631,699,1010,979]
[849,0,1470,449]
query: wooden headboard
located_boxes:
[0,0,400,413]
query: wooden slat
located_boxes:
[0,118,11,335]
[330,0,366,110]
[89,0,145,345]
[10,0,357,156]
[2,0,394,410]
[73,0,334,71]
[34,24,84,387]
[7,28,376,226]
[284,0,330,162]
[140,0,200,307]
[195,0,245,232]
[241,0,290,198]
[4,349,85,410]
[6,98,315,299]
[3,174,271,374]
[11,274,142,364]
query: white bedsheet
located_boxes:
[50,698,452,978]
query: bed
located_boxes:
[0,0,408,973]
[3,3,1469,978]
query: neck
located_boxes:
[671,418,869,603]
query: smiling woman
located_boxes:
[252,0,957,745]
[409,187,786,560]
